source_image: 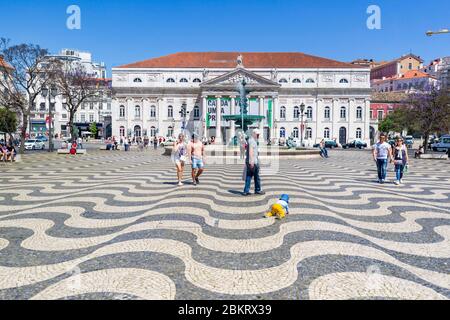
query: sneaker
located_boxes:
[193,181,197,186]
[255,191,265,195]
[195,178,200,185]
[394,180,400,185]
[178,182,184,186]
[400,179,403,184]
[243,192,251,196]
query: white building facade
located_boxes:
[29,49,111,139]
[112,52,371,145]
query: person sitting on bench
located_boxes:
[414,145,424,159]
[6,143,16,162]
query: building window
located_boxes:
[81,104,86,110]
[293,106,300,119]
[356,106,363,119]
[62,114,67,119]
[306,78,315,83]
[280,106,286,119]
[99,103,103,110]
[339,78,349,84]
[193,78,202,83]
[280,127,286,138]
[166,78,175,83]
[89,114,94,122]
[377,110,384,121]
[40,103,46,111]
[150,126,156,137]
[408,63,413,70]
[90,103,94,110]
[292,78,301,83]
[134,125,142,137]
[81,114,86,123]
[168,126,174,137]
[135,105,141,118]
[119,105,125,118]
[324,106,331,119]
[133,78,142,83]
[193,106,200,119]
[356,128,362,139]
[340,107,347,119]
[180,78,188,83]
[306,127,312,139]
[369,110,373,119]
[279,79,288,83]
[293,127,299,138]
[168,105,173,118]
[150,105,156,118]
[324,127,330,139]
[306,106,313,120]
[120,126,125,137]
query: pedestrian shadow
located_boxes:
[228,190,243,195]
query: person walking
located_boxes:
[77,136,83,149]
[392,137,409,185]
[372,133,393,184]
[153,136,158,150]
[243,129,264,196]
[173,133,187,186]
[238,132,247,160]
[319,139,329,158]
[188,133,205,186]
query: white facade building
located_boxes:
[112,52,371,145]
[29,49,111,138]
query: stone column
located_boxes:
[315,98,322,144]
[365,98,371,143]
[157,98,163,138]
[349,98,355,140]
[126,98,132,138]
[202,96,208,140]
[230,96,236,141]
[259,96,265,142]
[332,98,339,141]
[215,96,222,143]
[272,96,278,140]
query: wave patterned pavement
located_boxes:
[0,149,449,300]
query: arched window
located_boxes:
[306,127,313,139]
[280,127,286,138]
[306,78,315,83]
[167,105,174,118]
[193,106,200,119]
[293,78,301,83]
[119,105,125,118]
[279,78,288,83]
[120,126,125,137]
[324,106,331,119]
[180,78,188,83]
[193,78,202,83]
[150,105,156,118]
[150,126,156,137]
[167,126,174,137]
[135,105,141,118]
[166,78,175,83]
[293,106,300,119]
[324,127,330,139]
[133,78,142,83]
[340,106,347,119]
[339,78,349,84]
[356,128,362,139]
[280,106,286,119]
[293,127,299,138]
[356,106,363,119]
[306,106,313,119]
[134,125,142,137]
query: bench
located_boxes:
[1,154,21,163]
[419,153,448,160]
[57,149,87,155]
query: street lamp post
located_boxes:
[179,103,189,136]
[42,86,58,152]
[300,103,305,148]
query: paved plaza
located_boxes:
[0,148,449,300]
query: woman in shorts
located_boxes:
[173,133,187,186]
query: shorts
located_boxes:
[192,158,204,169]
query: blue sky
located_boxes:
[1,0,449,75]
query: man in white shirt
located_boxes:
[372,133,393,184]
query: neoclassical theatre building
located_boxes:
[111,52,371,145]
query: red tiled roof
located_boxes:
[116,52,362,69]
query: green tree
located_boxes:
[0,108,18,142]
[89,122,98,137]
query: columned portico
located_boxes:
[215,96,222,143]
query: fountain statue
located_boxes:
[223,78,265,137]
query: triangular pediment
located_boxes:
[201,68,280,88]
